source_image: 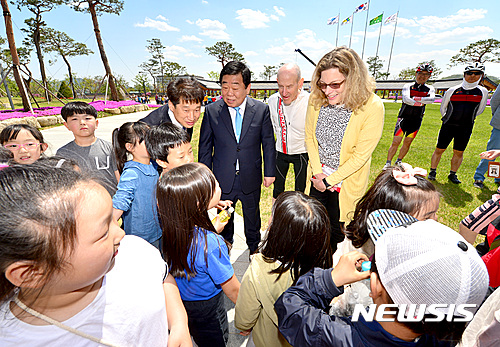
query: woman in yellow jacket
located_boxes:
[306,47,384,253]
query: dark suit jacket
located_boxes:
[139,104,193,139]
[198,97,275,194]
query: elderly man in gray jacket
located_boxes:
[473,87,500,188]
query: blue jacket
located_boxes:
[112,160,161,243]
[275,268,452,347]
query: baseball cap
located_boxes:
[367,209,489,317]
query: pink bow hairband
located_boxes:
[392,163,427,186]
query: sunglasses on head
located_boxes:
[465,71,483,76]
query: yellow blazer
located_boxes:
[305,93,384,223]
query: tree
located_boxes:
[139,59,159,94]
[68,0,124,101]
[207,70,220,81]
[40,27,93,98]
[15,0,64,102]
[397,60,442,80]
[132,73,150,95]
[163,61,186,80]
[366,56,389,80]
[146,38,166,92]
[57,80,72,98]
[205,41,245,67]
[449,39,500,67]
[260,65,277,80]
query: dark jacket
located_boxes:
[139,104,193,139]
[275,268,452,347]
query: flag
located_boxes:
[385,12,398,24]
[369,13,383,25]
[341,15,352,25]
[327,16,339,25]
[354,2,369,13]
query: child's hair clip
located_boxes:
[0,163,9,170]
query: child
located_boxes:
[145,122,193,175]
[0,164,191,346]
[275,209,490,346]
[112,121,162,249]
[1,124,47,164]
[234,191,333,347]
[157,162,240,346]
[56,101,119,196]
[332,163,439,316]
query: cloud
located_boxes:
[417,26,493,46]
[399,8,487,33]
[186,52,202,58]
[186,20,194,25]
[244,50,259,56]
[179,35,203,42]
[134,16,180,32]
[156,15,167,21]
[274,6,285,17]
[236,9,271,29]
[202,0,208,3]
[196,19,229,39]
[163,45,189,60]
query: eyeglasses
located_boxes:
[317,80,345,91]
[465,71,483,76]
[4,142,41,151]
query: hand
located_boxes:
[480,150,500,160]
[263,176,275,187]
[216,200,233,210]
[413,97,422,102]
[239,329,252,336]
[331,251,370,287]
[311,174,327,192]
[167,326,193,347]
[212,214,229,233]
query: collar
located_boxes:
[231,97,248,115]
[462,78,481,90]
[168,108,183,129]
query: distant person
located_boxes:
[384,64,435,169]
[139,76,204,140]
[428,63,488,184]
[473,86,500,188]
[56,101,119,196]
[198,61,276,256]
[268,63,309,202]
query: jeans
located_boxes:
[474,127,500,183]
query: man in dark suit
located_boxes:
[139,76,204,139]
[199,61,276,254]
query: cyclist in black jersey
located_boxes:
[428,63,488,184]
[384,64,435,170]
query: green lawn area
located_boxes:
[192,101,495,232]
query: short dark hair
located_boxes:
[60,101,98,121]
[166,77,205,107]
[219,61,251,87]
[0,124,45,145]
[260,191,333,285]
[145,122,190,162]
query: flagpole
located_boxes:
[386,11,399,78]
[374,12,384,58]
[336,11,340,46]
[349,12,354,48]
[361,1,370,59]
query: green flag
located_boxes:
[370,13,383,25]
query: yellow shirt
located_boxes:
[305,93,384,223]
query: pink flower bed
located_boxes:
[0,100,143,121]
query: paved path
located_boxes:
[41,109,251,347]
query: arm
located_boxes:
[476,88,489,117]
[480,150,500,160]
[112,168,139,221]
[420,85,436,104]
[198,109,214,169]
[440,88,453,116]
[401,83,415,105]
[261,104,276,184]
[304,103,323,176]
[234,267,262,331]
[163,274,192,347]
[221,274,240,304]
[491,87,500,115]
[325,96,384,186]
[114,170,120,183]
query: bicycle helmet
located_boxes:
[416,63,433,73]
[464,62,485,73]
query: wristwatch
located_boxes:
[322,178,332,189]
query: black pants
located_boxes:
[183,291,229,346]
[309,186,344,253]
[273,152,309,199]
[221,174,261,253]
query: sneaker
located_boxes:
[428,171,436,181]
[473,180,484,189]
[383,162,391,170]
[448,173,461,184]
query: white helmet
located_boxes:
[464,62,485,73]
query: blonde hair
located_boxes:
[309,47,375,112]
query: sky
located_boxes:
[4,0,500,86]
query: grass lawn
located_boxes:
[192,101,495,232]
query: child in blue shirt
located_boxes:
[112,121,162,249]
